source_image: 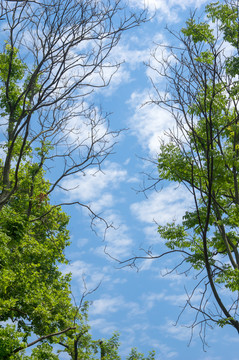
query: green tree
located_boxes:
[0,1,153,358]
[0,0,146,359]
[123,0,239,342]
[0,0,148,357]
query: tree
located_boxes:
[0,0,148,357]
[122,0,239,343]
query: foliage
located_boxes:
[0,44,27,121]
[23,343,59,360]
[127,348,156,360]
[0,325,24,360]
[0,145,75,357]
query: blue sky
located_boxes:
[46,0,239,359]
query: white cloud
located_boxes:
[90,294,143,320]
[131,183,193,225]
[63,260,112,292]
[146,39,178,85]
[112,277,127,285]
[76,237,89,248]
[142,225,160,243]
[142,289,203,310]
[129,0,209,21]
[89,317,118,335]
[91,35,152,95]
[91,193,115,213]
[155,268,188,285]
[164,292,199,307]
[128,90,175,156]
[90,295,125,315]
[156,343,178,359]
[74,32,152,97]
[61,161,127,212]
[101,66,132,95]
[121,322,178,359]
[93,215,134,259]
[142,292,166,310]
[160,318,192,341]
[137,258,155,271]
[110,42,151,69]
[62,101,115,153]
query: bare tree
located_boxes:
[119,0,239,345]
[0,0,147,219]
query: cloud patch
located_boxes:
[128,90,176,156]
[129,0,209,22]
[131,183,193,225]
[61,161,127,212]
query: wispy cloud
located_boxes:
[89,317,118,336]
[61,161,127,212]
[90,294,144,321]
[142,292,166,310]
[128,90,175,156]
[129,0,209,21]
[93,215,134,259]
[63,260,112,293]
[160,318,193,341]
[90,295,125,315]
[130,183,193,226]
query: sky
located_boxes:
[12,0,239,358]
